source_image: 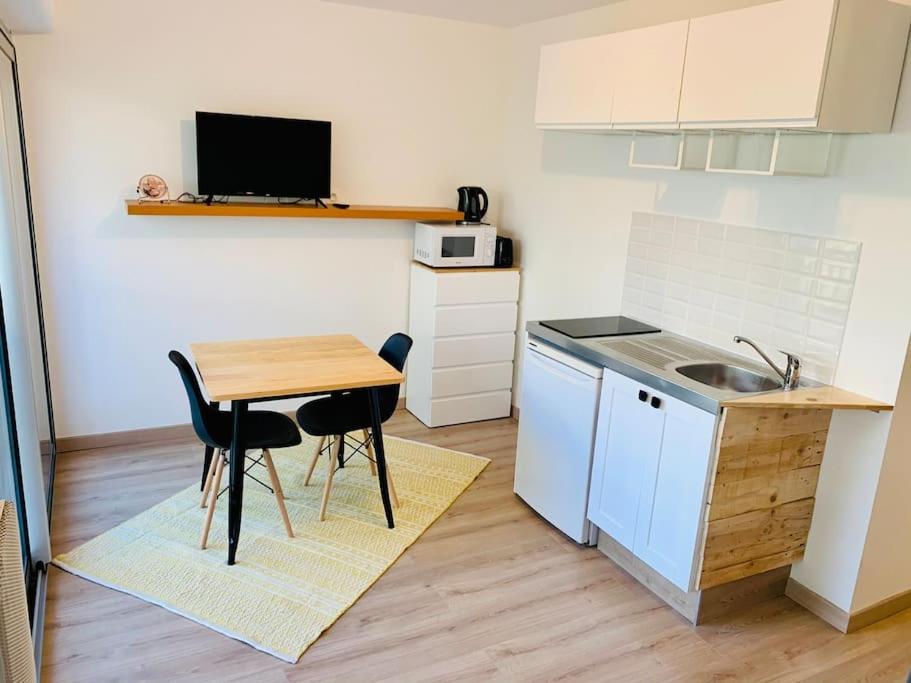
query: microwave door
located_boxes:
[440,235,477,259]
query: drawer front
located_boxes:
[434,303,518,337]
[429,390,512,427]
[433,334,516,368]
[431,362,514,398]
[435,272,519,306]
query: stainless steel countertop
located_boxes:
[525,321,812,415]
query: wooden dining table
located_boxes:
[191,334,405,565]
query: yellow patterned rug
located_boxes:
[53,434,489,663]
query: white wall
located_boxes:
[14,0,506,437]
[500,0,911,611]
[852,338,911,611]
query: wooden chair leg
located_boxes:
[200,452,226,549]
[319,436,342,521]
[366,431,400,508]
[200,448,220,508]
[262,449,294,538]
[362,429,377,476]
[304,436,326,486]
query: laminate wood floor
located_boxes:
[44,412,911,682]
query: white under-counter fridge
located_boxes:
[513,337,603,545]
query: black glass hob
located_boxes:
[539,316,660,339]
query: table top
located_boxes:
[191,334,404,402]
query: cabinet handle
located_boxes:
[650,396,662,409]
[638,390,649,402]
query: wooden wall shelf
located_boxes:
[125,200,463,222]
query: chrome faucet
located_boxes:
[733,336,802,391]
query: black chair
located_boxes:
[296,333,413,521]
[169,350,301,548]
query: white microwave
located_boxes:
[413,222,497,268]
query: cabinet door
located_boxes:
[535,35,615,128]
[587,369,664,550]
[679,0,836,127]
[611,20,689,129]
[633,392,717,592]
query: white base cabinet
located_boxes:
[587,367,717,592]
[406,263,520,428]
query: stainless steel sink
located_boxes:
[675,363,782,393]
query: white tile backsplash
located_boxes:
[621,212,861,384]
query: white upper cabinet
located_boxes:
[535,35,615,128]
[680,0,911,132]
[611,21,689,129]
[679,0,835,128]
[535,20,688,131]
[535,0,911,134]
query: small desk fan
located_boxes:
[136,174,170,203]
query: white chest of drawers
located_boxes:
[406,262,520,427]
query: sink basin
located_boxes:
[675,363,782,393]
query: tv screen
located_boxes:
[195,111,331,199]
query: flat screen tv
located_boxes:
[195,111,331,199]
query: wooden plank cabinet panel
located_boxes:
[679,0,836,126]
[712,429,827,487]
[709,466,820,521]
[698,407,832,590]
[701,500,814,574]
[701,548,807,591]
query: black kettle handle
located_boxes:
[477,188,489,219]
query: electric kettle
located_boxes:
[457,186,489,223]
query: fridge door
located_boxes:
[514,342,603,543]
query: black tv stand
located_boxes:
[275,196,328,208]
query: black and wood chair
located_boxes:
[169,350,301,548]
[296,333,413,521]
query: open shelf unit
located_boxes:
[125,200,464,222]
[628,129,833,176]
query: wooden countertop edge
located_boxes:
[722,386,893,412]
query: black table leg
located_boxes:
[227,399,248,565]
[367,388,394,529]
[199,400,220,490]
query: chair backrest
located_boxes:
[377,333,413,421]
[168,350,222,448]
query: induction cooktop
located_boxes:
[539,316,660,339]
